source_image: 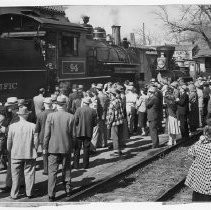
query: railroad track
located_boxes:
[63,130,202,202]
[155,178,186,202]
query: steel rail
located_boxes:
[155,178,186,202]
[63,131,202,202]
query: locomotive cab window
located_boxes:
[61,32,78,57]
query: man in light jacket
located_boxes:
[7,106,38,199]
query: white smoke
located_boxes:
[109,8,119,25]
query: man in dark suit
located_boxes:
[146,86,160,148]
[35,97,53,175]
[73,97,97,169]
[67,84,77,114]
[176,85,189,138]
[43,96,74,201]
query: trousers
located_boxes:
[98,119,108,147]
[192,191,211,202]
[73,137,91,169]
[149,120,159,148]
[10,159,36,198]
[48,153,71,197]
[126,106,136,133]
[178,114,189,138]
[111,124,123,152]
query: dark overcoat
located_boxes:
[74,105,97,138]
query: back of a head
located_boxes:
[39,88,45,95]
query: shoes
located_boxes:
[89,151,97,156]
[108,145,113,150]
[43,171,48,175]
[27,195,33,199]
[0,186,11,193]
[66,189,72,197]
[72,164,79,169]
[9,196,19,200]
[48,196,55,202]
[110,151,123,157]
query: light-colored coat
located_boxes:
[33,94,44,116]
[43,110,74,153]
[7,118,38,159]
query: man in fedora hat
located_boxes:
[43,95,74,201]
[50,94,58,111]
[7,106,38,199]
[106,88,124,156]
[96,83,109,148]
[146,86,160,148]
[0,97,21,193]
[176,85,189,139]
[35,97,54,175]
[33,88,45,118]
[73,97,97,169]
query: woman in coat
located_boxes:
[164,86,180,146]
[185,120,211,201]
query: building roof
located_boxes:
[174,44,195,51]
[193,48,211,58]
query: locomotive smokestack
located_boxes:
[112,25,121,46]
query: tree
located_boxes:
[133,24,162,46]
[154,5,211,48]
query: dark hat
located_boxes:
[17,106,31,115]
[72,84,77,89]
[0,106,6,116]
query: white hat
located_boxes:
[43,97,52,104]
[5,97,18,107]
[56,95,67,105]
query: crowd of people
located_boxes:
[0,76,211,201]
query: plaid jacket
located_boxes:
[106,98,124,127]
[185,137,211,195]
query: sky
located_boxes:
[0,0,206,45]
[65,5,167,43]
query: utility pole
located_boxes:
[143,22,146,45]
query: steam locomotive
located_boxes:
[0,7,140,101]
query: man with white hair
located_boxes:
[35,97,53,175]
[43,95,74,201]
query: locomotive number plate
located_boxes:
[62,61,85,74]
